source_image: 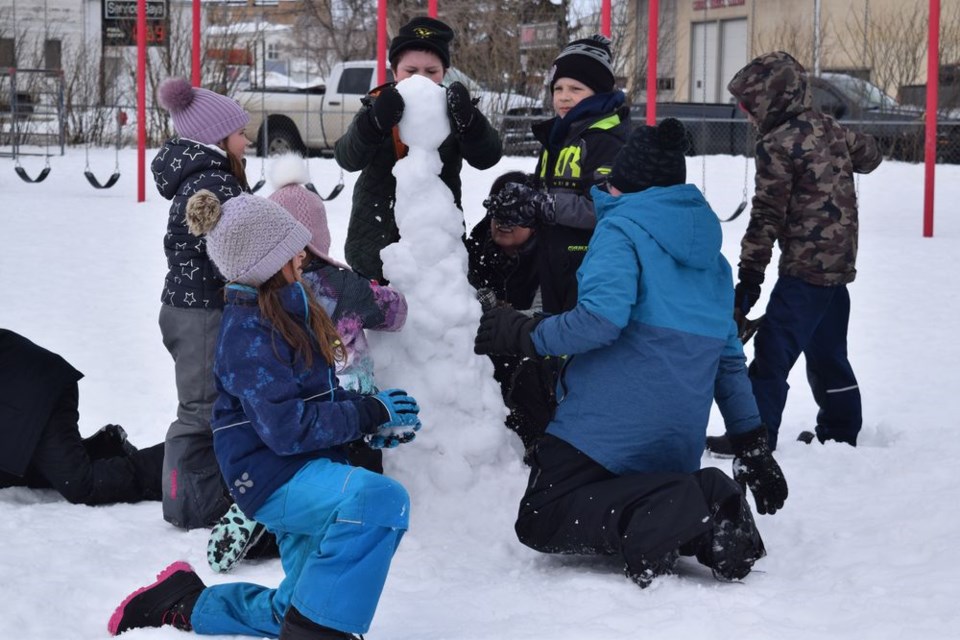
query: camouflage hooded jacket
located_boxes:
[727,51,882,286]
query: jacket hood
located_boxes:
[727,51,810,134]
[592,184,721,270]
[224,282,310,321]
[152,138,228,200]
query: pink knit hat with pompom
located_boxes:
[267,154,350,270]
[157,77,249,145]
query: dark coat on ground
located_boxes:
[151,138,248,309]
[334,83,503,282]
[0,329,82,476]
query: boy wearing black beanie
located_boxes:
[474,118,787,589]
[484,34,630,315]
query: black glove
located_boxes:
[366,85,405,136]
[728,426,788,515]
[474,307,541,357]
[482,182,555,228]
[734,268,763,316]
[446,81,478,135]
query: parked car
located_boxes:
[236,61,540,157]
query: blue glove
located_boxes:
[367,389,422,449]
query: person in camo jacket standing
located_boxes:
[707,51,883,456]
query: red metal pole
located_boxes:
[923,0,939,238]
[646,0,658,125]
[137,0,147,203]
[428,0,438,18]
[601,0,612,38]
[377,0,387,85]
[192,0,201,87]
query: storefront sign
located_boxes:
[102,0,168,47]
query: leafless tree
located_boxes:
[294,0,378,75]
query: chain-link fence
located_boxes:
[497,111,960,164]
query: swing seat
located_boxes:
[307,181,344,201]
[15,165,51,183]
[84,169,121,189]
[250,178,266,193]
[719,200,748,223]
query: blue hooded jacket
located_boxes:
[210,283,385,517]
[532,184,760,475]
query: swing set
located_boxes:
[1,0,125,188]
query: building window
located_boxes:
[266,42,279,61]
[45,39,61,70]
[638,77,676,91]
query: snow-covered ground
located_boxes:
[1,139,958,639]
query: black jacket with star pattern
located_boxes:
[152,138,248,309]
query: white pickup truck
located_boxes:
[236,60,542,156]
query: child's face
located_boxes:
[280,249,307,284]
[394,50,445,84]
[224,127,249,158]
[552,78,595,118]
[490,219,534,256]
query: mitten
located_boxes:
[734,268,764,317]
[482,182,555,228]
[367,389,421,449]
[446,81,478,135]
[474,307,541,357]
[366,86,405,136]
[729,426,788,515]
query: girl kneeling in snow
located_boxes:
[108,192,421,639]
[207,155,409,574]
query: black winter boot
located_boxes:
[130,443,164,501]
[279,606,363,639]
[708,498,766,582]
[624,550,680,589]
[108,562,204,635]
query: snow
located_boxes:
[2,132,960,639]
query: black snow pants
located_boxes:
[0,383,163,505]
[515,435,760,574]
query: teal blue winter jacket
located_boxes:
[532,184,760,475]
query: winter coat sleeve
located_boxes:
[457,111,502,170]
[533,222,638,355]
[312,267,407,332]
[715,322,762,435]
[334,103,385,172]
[550,191,600,229]
[739,136,793,277]
[846,129,883,174]
[216,324,376,455]
[335,270,408,332]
